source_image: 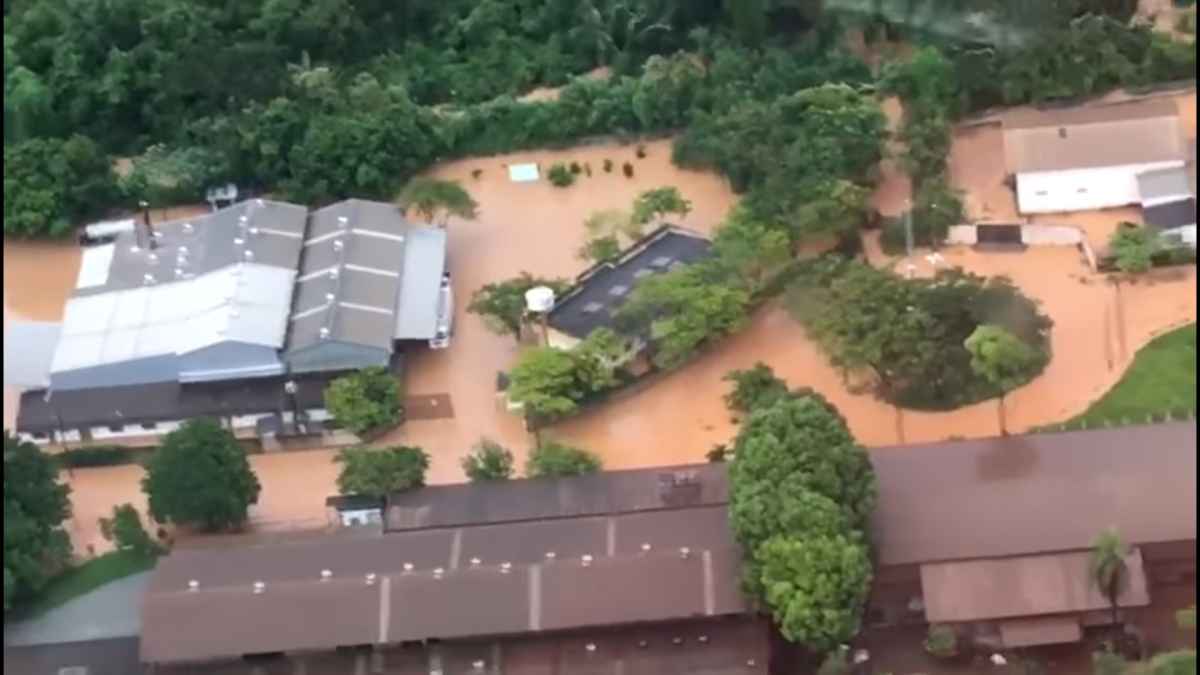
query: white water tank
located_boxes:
[524,286,556,313]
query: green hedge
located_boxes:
[56,445,151,469]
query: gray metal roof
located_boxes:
[394,227,448,341]
[1143,199,1197,230]
[1138,166,1193,203]
[547,226,712,340]
[83,200,307,296]
[286,200,410,355]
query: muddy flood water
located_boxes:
[5,113,1197,554]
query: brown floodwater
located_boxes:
[5,127,1196,555]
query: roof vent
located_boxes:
[638,640,648,648]
[500,562,512,574]
[252,581,265,594]
[365,573,376,585]
[581,554,593,567]
[641,543,652,553]
[325,293,335,303]
[582,301,605,314]
[234,237,245,246]
[182,222,194,234]
[337,216,349,228]
[608,285,629,297]
[698,635,709,643]
[244,250,254,261]
[249,227,260,236]
[319,327,331,340]
[472,661,485,672]
[747,659,757,667]
[672,637,684,645]
[333,239,344,251]
[175,268,184,278]
[187,580,199,591]
[679,547,691,559]
[177,245,189,256]
[320,569,332,581]
[586,643,597,653]
[143,274,156,286]
[470,557,481,566]
[433,567,445,579]
[239,215,249,225]
[402,563,414,573]
[545,551,556,560]
[147,253,158,264]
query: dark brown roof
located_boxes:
[869,422,1197,566]
[385,463,728,531]
[142,504,746,663]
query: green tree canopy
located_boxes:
[756,534,873,651]
[631,186,693,225]
[525,441,602,478]
[711,207,792,292]
[4,135,120,237]
[507,330,623,420]
[335,446,429,498]
[1090,528,1129,627]
[4,433,72,611]
[399,177,479,226]
[99,503,161,558]
[461,438,515,481]
[617,263,751,368]
[467,273,570,342]
[965,324,1044,393]
[1109,224,1160,274]
[324,367,402,436]
[723,362,791,413]
[142,419,261,532]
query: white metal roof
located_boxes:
[393,227,448,340]
[76,244,116,289]
[51,263,296,374]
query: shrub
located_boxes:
[622,162,635,178]
[569,161,582,174]
[324,367,402,436]
[461,438,514,481]
[525,441,601,478]
[723,363,790,413]
[603,159,614,173]
[924,624,958,658]
[472,168,483,179]
[335,445,429,498]
[817,648,851,675]
[636,144,647,159]
[99,504,161,558]
[58,445,146,468]
[547,163,575,187]
[706,444,730,462]
[1093,650,1129,675]
[1110,223,1160,274]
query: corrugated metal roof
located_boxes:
[84,200,307,296]
[394,227,447,340]
[141,499,746,663]
[1003,100,1185,174]
[50,263,295,375]
[287,200,413,355]
[3,321,60,388]
[920,549,1149,623]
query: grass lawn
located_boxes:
[1056,323,1196,429]
[10,549,157,621]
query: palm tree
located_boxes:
[1090,528,1130,640]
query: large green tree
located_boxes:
[631,186,693,226]
[142,419,261,532]
[399,177,479,226]
[4,135,119,237]
[1090,528,1129,636]
[461,438,515,481]
[507,329,623,420]
[756,534,873,651]
[965,324,1045,434]
[1109,224,1160,275]
[324,367,402,436]
[4,433,72,611]
[617,263,751,368]
[468,273,570,343]
[711,207,792,292]
[335,446,429,498]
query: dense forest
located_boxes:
[3,0,1194,235]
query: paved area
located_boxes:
[3,572,151,647]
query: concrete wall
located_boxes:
[947,224,1084,246]
[947,225,978,245]
[1017,161,1185,214]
